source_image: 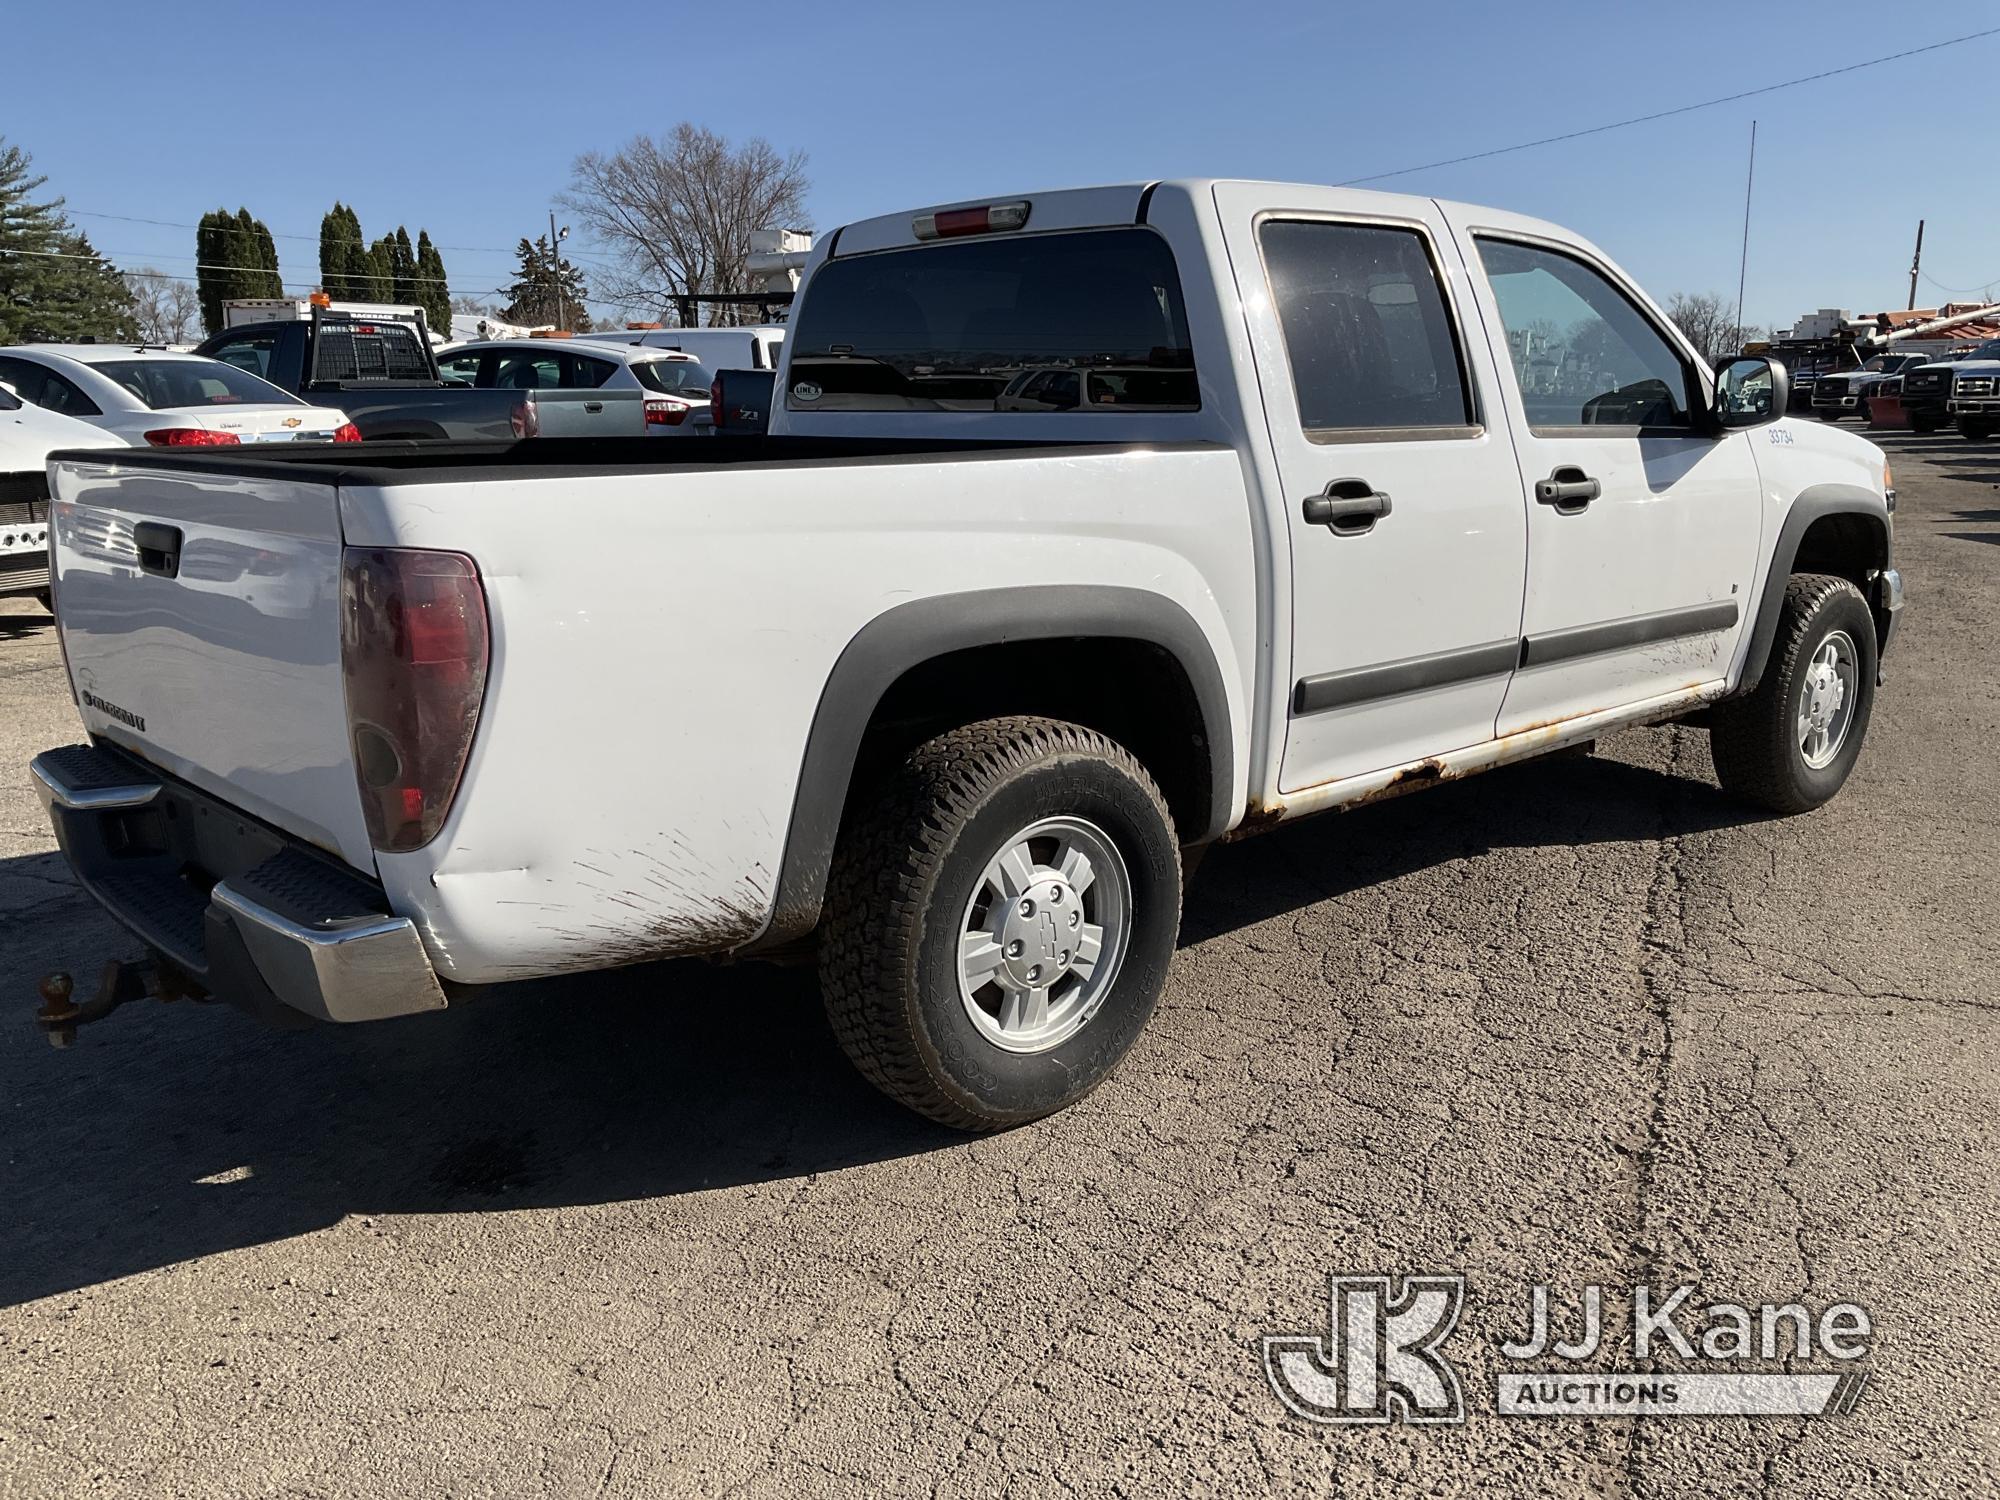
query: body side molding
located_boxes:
[749,586,1235,951]
[1521,601,1739,668]
[1293,639,1518,715]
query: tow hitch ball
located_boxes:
[35,959,179,1048]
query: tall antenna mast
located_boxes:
[1733,119,1757,351]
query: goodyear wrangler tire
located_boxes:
[818,716,1182,1130]
[1710,573,1877,815]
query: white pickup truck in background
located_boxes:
[33,179,1902,1129]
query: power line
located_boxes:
[1338,27,2000,185]
[1921,269,2000,298]
[0,244,511,298]
[63,207,624,268]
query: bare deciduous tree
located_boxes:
[124,269,201,346]
[560,125,808,327]
[1664,290,1742,366]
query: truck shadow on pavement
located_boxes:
[0,752,1765,1307]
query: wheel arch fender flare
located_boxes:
[1735,483,1890,697]
[750,585,1237,951]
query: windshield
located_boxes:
[632,358,714,396]
[786,227,1196,412]
[95,359,299,410]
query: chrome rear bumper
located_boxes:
[32,743,446,1025]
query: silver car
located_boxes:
[434,340,713,435]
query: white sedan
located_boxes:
[0,345,358,448]
[435,339,714,434]
[1,379,123,606]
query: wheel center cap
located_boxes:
[997,877,1078,988]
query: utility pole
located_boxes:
[1732,119,1756,352]
[547,211,570,332]
[1907,219,1926,311]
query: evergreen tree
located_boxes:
[390,226,417,303]
[500,235,590,330]
[317,204,370,300]
[363,237,395,301]
[194,205,282,332]
[0,137,139,342]
[414,230,451,340]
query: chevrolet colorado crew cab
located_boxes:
[34,179,1904,1130]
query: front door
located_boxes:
[1214,184,1529,792]
[1451,224,1763,734]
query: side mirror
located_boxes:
[1712,355,1789,431]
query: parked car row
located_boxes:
[1809,338,2000,437]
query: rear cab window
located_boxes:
[786,227,1197,413]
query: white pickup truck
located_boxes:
[33,179,1903,1129]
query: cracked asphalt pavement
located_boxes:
[2,432,1996,1497]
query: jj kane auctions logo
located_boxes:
[1262,1275,1872,1423]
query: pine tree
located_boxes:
[320,203,355,298]
[194,205,282,332]
[0,137,138,342]
[363,237,395,301]
[414,230,450,340]
[501,235,590,330]
[390,226,416,303]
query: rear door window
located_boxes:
[564,355,617,389]
[1258,220,1474,434]
[786,227,1196,412]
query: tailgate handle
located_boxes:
[583,400,603,413]
[133,522,182,579]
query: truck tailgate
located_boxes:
[48,456,374,872]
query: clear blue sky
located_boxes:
[7,1,1999,329]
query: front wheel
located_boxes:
[1710,574,1877,814]
[1911,414,1942,435]
[1961,417,1997,440]
[819,716,1182,1130]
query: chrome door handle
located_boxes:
[1535,465,1601,513]
[1302,478,1392,535]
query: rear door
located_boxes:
[1213,183,1529,791]
[47,456,375,870]
[1449,221,1762,732]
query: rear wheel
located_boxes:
[819,716,1182,1130]
[1710,574,1876,814]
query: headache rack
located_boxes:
[305,306,438,389]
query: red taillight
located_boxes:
[709,375,723,417]
[644,398,689,427]
[339,548,489,853]
[330,421,363,443]
[509,397,539,439]
[143,427,241,447]
[912,201,1031,240]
